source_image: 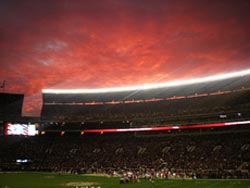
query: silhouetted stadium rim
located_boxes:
[42,69,250,94]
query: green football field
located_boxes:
[0,172,250,188]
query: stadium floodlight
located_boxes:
[42,69,250,94]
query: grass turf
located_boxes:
[0,172,250,188]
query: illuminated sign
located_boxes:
[5,123,37,136]
[81,120,250,133]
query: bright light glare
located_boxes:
[42,69,250,94]
[5,123,36,136]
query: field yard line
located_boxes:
[163,184,180,188]
[162,181,183,188]
[226,183,235,188]
[206,182,220,188]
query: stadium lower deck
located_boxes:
[1,124,250,179]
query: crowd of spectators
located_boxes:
[1,127,250,179]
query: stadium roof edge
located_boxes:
[42,69,250,94]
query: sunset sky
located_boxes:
[0,0,250,117]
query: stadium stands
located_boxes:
[41,74,250,128]
[1,72,250,179]
[1,125,250,179]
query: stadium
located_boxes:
[1,70,250,188]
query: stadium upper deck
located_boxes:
[41,70,250,123]
[43,70,250,103]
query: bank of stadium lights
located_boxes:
[42,69,250,94]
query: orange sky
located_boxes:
[0,0,250,117]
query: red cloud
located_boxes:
[0,0,249,116]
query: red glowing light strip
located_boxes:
[82,120,250,133]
